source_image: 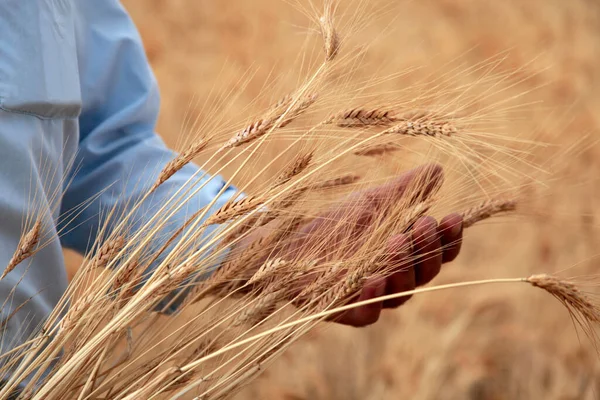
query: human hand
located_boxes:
[236,164,463,327]
[285,164,463,326]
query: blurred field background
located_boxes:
[66,0,600,398]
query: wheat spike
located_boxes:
[203,196,264,226]
[273,152,313,187]
[353,142,402,156]
[2,220,42,281]
[247,258,289,285]
[268,94,294,113]
[526,274,600,323]
[60,294,95,331]
[151,138,209,192]
[314,174,361,189]
[461,199,517,228]
[383,119,456,137]
[224,94,318,149]
[91,235,126,270]
[297,261,342,301]
[313,257,384,311]
[323,108,398,128]
[233,291,282,327]
[319,7,340,61]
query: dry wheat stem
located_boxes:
[179,278,525,374]
[187,272,598,388]
[2,220,42,281]
[76,341,110,400]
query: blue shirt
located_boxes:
[0,0,236,353]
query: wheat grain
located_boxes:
[247,258,289,285]
[232,291,282,327]
[314,174,361,189]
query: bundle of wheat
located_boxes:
[0,3,596,400]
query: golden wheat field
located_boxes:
[55,0,600,398]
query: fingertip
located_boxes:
[440,213,463,237]
[412,216,442,286]
[383,268,415,309]
[439,213,463,263]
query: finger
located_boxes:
[439,213,463,263]
[336,277,385,327]
[412,216,442,286]
[382,234,415,308]
[383,267,416,309]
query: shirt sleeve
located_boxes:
[59,0,237,309]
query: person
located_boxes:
[0,0,463,372]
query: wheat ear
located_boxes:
[461,199,517,228]
[526,274,600,323]
[319,6,340,61]
[353,142,402,156]
[2,220,42,281]
[202,196,264,227]
[273,152,313,187]
[90,235,126,270]
[150,137,209,192]
[223,94,318,149]
[322,108,398,128]
[383,118,457,137]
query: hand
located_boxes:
[238,164,463,327]
[285,164,463,327]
